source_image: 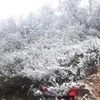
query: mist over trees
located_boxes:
[0,0,100,89]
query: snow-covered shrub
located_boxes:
[57,37,100,81]
[0,33,27,77]
[87,28,100,38]
[66,25,87,42]
[1,33,26,53]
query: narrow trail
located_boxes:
[79,69,100,100]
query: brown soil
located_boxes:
[77,69,100,100]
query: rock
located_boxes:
[89,82,94,86]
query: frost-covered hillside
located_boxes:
[0,0,100,100]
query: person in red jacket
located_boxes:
[57,85,78,100]
[39,84,56,99]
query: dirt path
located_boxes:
[79,69,100,100]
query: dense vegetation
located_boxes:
[0,0,100,99]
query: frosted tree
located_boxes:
[89,0,92,16]
[58,0,81,27]
[26,12,39,32]
[7,17,17,33]
[0,17,17,39]
[89,7,100,31]
[17,16,28,37]
[38,3,56,30]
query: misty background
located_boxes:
[0,0,100,99]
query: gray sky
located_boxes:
[0,0,89,20]
[0,0,59,20]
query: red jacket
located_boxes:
[40,85,48,92]
[66,87,78,100]
[40,85,56,97]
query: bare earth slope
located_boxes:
[76,69,100,100]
